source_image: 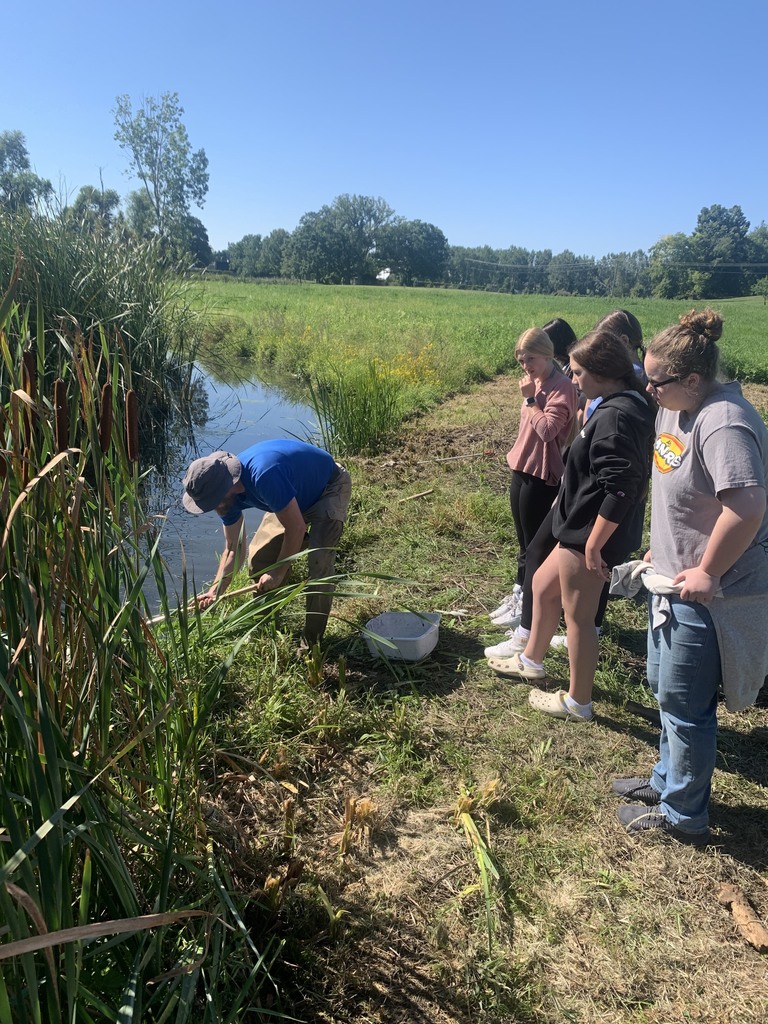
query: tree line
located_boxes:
[222,200,768,301]
[4,91,768,300]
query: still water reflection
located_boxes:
[141,368,317,604]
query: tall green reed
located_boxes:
[0,277,285,1021]
[308,361,402,455]
[0,208,203,428]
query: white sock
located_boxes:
[515,626,531,640]
[564,694,592,717]
[520,652,544,671]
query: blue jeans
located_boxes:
[647,597,720,834]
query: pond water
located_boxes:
[141,368,317,605]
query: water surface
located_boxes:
[143,369,316,604]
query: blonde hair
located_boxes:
[646,308,722,382]
[515,327,554,361]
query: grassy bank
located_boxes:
[192,280,768,452]
[194,279,768,390]
[210,374,768,1023]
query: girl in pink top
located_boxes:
[506,328,578,591]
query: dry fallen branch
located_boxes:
[717,883,768,953]
[397,489,434,503]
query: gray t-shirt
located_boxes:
[650,381,768,595]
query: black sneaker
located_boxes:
[617,804,711,846]
[611,776,660,805]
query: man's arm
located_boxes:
[255,498,307,592]
[197,516,248,609]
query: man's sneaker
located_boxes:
[617,804,710,846]
[611,777,660,805]
[484,631,527,658]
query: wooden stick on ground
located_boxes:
[397,489,434,503]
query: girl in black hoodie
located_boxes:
[489,329,656,721]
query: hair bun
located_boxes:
[679,307,723,343]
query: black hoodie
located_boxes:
[552,390,656,556]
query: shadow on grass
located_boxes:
[709,802,768,870]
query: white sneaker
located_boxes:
[549,634,568,650]
[489,593,516,620]
[490,584,523,623]
[492,608,522,628]
[484,630,527,659]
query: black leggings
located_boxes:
[519,506,610,632]
[509,471,559,587]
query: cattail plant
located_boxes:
[125,387,139,462]
[98,381,112,453]
[0,276,279,1020]
[53,377,68,453]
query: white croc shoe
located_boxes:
[528,688,592,721]
[487,653,545,680]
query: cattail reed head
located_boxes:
[53,378,68,453]
[22,350,36,397]
[126,389,139,462]
[99,383,113,453]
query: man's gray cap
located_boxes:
[182,451,242,514]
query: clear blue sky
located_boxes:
[7,0,766,257]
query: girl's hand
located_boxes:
[673,566,719,603]
[196,589,217,610]
[519,377,536,400]
[585,544,609,581]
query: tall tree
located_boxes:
[68,184,121,235]
[177,215,212,267]
[113,93,209,239]
[259,228,290,277]
[648,233,697,298]
[691,204,750,297]
[228,234,263,277]
[282,196,394,284]
[0,130,53,211]
[377,219,448,286]
[125,189,156,241]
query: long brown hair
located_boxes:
[568,329,644,395]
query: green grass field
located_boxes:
[193,279,768,399]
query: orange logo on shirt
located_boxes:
[654,433,684,473]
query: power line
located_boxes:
[460,257,768,271]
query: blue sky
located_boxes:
[7,0,766,256]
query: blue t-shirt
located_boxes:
[219,440,336,526]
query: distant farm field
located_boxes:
[192,280,768,412]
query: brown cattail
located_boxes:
[125,389,139,463]
[98,383,113,453]
[53,378,68,453]
[21,350,37,449]
[22,350,36,397]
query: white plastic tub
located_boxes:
[364,611,441,661]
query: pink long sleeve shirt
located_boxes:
[507,367,578,486]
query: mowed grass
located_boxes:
[192,280,768,407]
[211,373,768,1023]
